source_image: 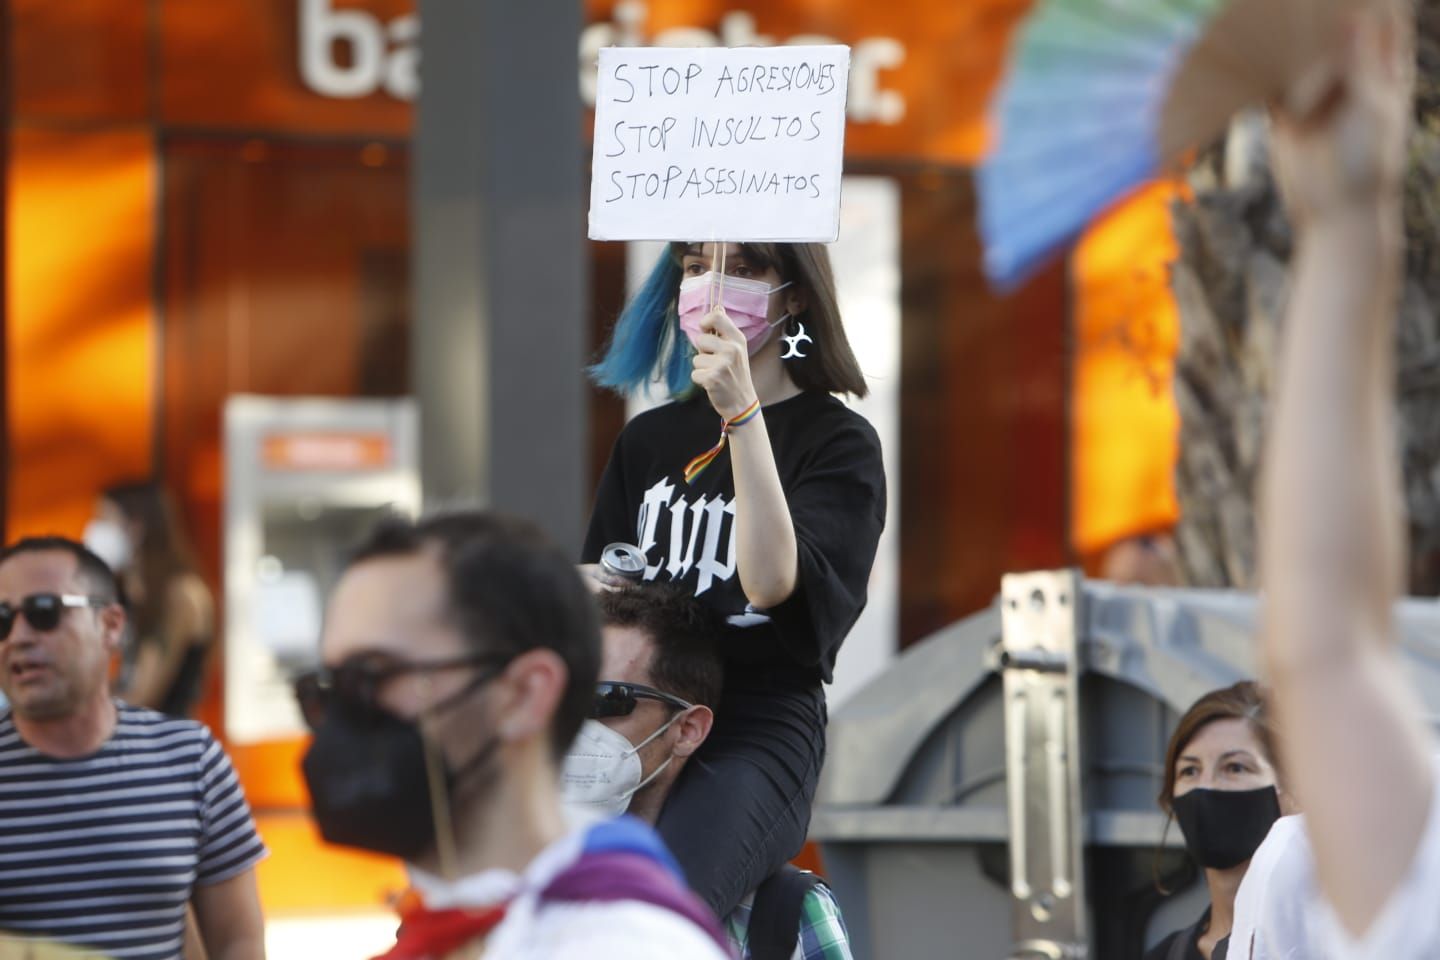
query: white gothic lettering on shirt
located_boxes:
[635,477,738,595]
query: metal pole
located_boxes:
[1001,569,1090,959]
[412,0,588,553]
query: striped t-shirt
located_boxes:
[0,704,267,959]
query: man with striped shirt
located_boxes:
[0,537,267,960]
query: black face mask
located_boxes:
[1171,785,1281,870]
[301,675,498,861]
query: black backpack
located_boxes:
[748,864,826,960]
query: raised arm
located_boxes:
[1260,2,1434,937]
[691,308,799,610]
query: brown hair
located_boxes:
[1158,680,1278,814]
[351,511,601,763]
[670,241,868,398]
[102,482,199,641]
[597,583,724,710]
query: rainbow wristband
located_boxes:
[726,399,763,429]
[683,399,762,484]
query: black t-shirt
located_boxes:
[1143,911,1228,960]
[583,390,886,687]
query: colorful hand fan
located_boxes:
[978,0,1371,291]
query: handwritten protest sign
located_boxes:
[588,45,851,243]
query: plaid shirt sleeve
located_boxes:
[796,882,854,960]
[725,880,855,960]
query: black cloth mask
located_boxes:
[301,674,498,861]
[1171,785,1281,870]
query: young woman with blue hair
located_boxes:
[582,240,886,917]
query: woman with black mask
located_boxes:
[1146,681,1291,960]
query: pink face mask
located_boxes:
[677,272,792,355]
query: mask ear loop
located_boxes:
[422,728,460,881]
[620,755,674,802]
[626,705,687,756]
[765,282,796,329]
[616,708,687,802]
[415,667,503,882]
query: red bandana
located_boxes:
[373,891,510,960]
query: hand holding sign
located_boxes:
[588,45,851,242]
[589,45,850,485]
[690,307,759,421]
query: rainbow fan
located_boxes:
[978,0,1370,291]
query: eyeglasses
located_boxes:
[0,593,110,641]
[590,681,693,719]
[292,651,509,730]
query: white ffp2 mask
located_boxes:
[560,717,679,820]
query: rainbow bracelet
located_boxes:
[683,399,762,484]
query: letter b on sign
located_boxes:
[300,0,385,99]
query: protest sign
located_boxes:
[588,45,850,242]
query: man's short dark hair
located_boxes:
[0,537,121,604]
[597,584,724,709]
[349,511,600,761]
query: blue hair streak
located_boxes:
[589,248,695,399]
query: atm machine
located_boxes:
[223,395,420,744]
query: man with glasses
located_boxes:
[0,536,266,959]
[563,584,854,960]
[295,511,729,959]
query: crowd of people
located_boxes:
[2,3,1439,958]
[0,185,881,957]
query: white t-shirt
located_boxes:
[1229,815,1315,959]
[1305,753,1440,960]
[409,827,730,960]
[1230,756,1440,960]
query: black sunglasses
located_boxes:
[292,651,509,730]
[590,681,693,719]
[0,593,110,641]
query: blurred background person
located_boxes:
[297,511,730,959]
[1147,681,1290,960]
[1101,532,1183,588]
[0,535,265,958]
[84,481,214,718]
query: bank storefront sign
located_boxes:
[297,0,906,127]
